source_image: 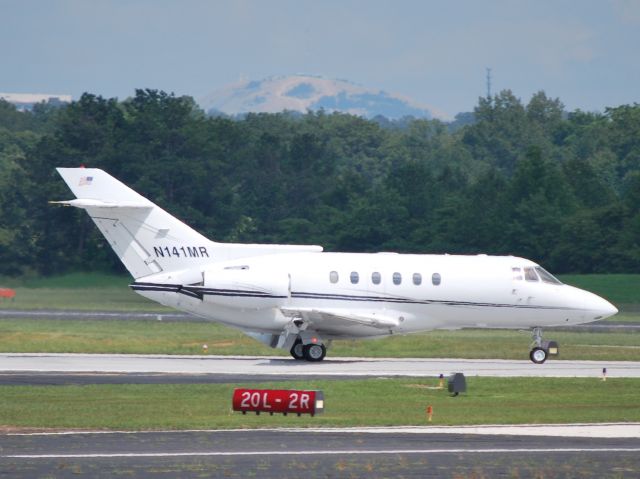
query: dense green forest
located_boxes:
[0,89,638,277]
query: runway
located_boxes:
[2,428,639,478]
[2,353,640,379]
[2,351,638,477]
[2,354,639,477]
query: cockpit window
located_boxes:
[524,267,539,282]
[535,267,563,285]
[512,267,523,280]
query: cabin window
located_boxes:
[371,272,381,285]
[432,272,441,286]
[512,267,523,280]
[350,271,359,284]
[393,272,402,285]
[524,267,539,282]
[413,273,422,285]
[329,271,339,283]
[535,267,562,285]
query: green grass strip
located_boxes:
[0,287,168,312]
[0,378,639,430]
[0,318,639,360]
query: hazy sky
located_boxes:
[2,0,639,117]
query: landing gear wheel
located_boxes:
[530,347,548,364]
[290,340,305,360]
[303,343,326,362]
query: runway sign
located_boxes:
[232,388,324,416]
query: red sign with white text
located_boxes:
[232,389,324,416]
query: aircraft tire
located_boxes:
[290,340,305,360]
[530,347,548,364]
[303,343,326,362]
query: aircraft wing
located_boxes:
[281,307,399,330]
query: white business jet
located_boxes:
[54,168,618,364]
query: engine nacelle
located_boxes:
[198,266,290,309]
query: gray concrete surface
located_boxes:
[2,353,639,378]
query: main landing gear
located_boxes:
[529,327,559,364]
[290,338,327,362]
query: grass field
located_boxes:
[0,318,638,360]
[1,378,639,430]
[0,273,168,311]
[0,286,168,311]
[0,273,130,289]
[0,287,169,312]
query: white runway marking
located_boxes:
[7,424,640,438]
[6,448,640,459]
[2,353,640,377]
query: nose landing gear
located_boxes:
[529,327,559,364]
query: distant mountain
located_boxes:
[0,92,72,111]
[199,75,447,120]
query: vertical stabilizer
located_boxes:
[55,168,215,278]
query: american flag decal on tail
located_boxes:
[79,176,93,186]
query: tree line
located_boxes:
[0,89,638,277]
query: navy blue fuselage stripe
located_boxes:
[292,291,574,310]
[179,289,203,300]
[130,283,287,299]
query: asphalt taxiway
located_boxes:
[2,427,639,478]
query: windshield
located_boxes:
[535,266,562,285]
[523,267,537,281]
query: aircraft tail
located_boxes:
[54,168,214,279]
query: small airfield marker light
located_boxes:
[426,405,433,422]
[202,344,209,354]
[438,373,444,389]
[602,367,607,381]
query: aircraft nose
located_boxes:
[602,300,618,318]
[584,292,618,320]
